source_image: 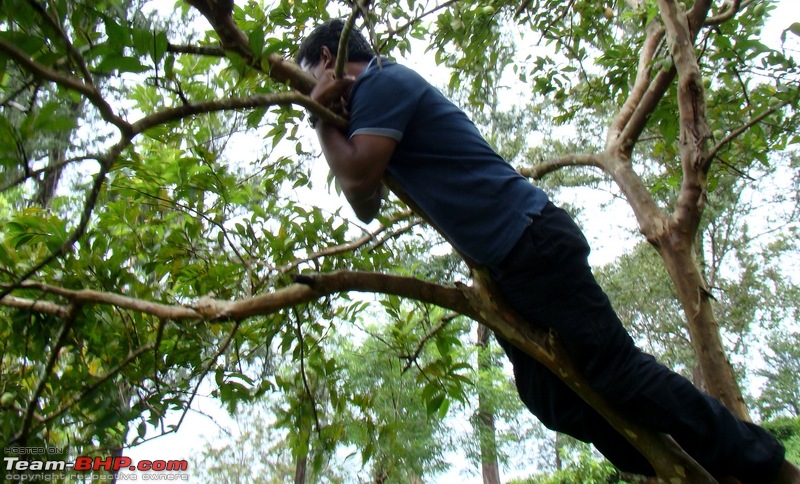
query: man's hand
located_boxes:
[310,69,355,117]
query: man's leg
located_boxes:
[491,202,785,483]
[494,335,655,476]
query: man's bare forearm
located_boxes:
[315,122,383,222]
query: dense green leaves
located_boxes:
[1,0,799,480]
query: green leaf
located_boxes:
[33,101,77,132]
[96,54,149,74]
[426,393,445,416]
[248,27,265,57]
[151,30,169,65]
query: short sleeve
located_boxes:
[347,66,421,141]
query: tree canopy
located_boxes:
[1,0,799,481]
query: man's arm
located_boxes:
[315,122,395,223]
[308,68,397,222]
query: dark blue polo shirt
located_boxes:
[347,58,549,266]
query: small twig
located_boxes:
[380,0,461,50]
[0,154,101,193]
[704,98,792,168]
[401,313,458,373]
[293,308,321,435]
[27,0,95,85]
[174,319,241,431]
[276,210,414,273]
[335,1,363,79]
[369,219,422,252]
[153,319,167,393]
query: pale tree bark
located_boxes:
[528,0,752,420]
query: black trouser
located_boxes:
[490,202,784,482]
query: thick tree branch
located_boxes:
[0,295,70,318]
[4,270,714,481]
[183,0,317,94]
[614,0,726,158]
[130,92,348,134]
[657,0,713,237]
[383,176,711,481]
[1,271,475,323]
[617,67,677,156]
[608,21,665,153]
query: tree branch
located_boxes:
[1,271,476,323]
[401,314,457,373]
[26,0,95,86]
[381,0,461,48]
[167,42,226,57]
[4,269,715,481]
[607,20,665,153]
[518,153,605,180]
[704,99,792,166]
[275,210,414,274]
[0,141,126,301]
[0,38,130,134]
[293,309,321,435]
[35,343,157,430]
[173,320,241,433]
[1,154,102,193]
[657,0,713,237]
[130,92,348,133]
[182,0,317,94]
[0,295,70,318]
[617,67,677,157]
[466,270,715,483]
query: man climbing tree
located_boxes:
[297,18,800,483]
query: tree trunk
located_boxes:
[476,324,502,484]
[294,453,306,484]
[657,242,750,420]
[554,432,563,472]
[35,100,80,208]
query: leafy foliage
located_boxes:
[1,0,799,480]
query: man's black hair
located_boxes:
[296,19,373,67]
